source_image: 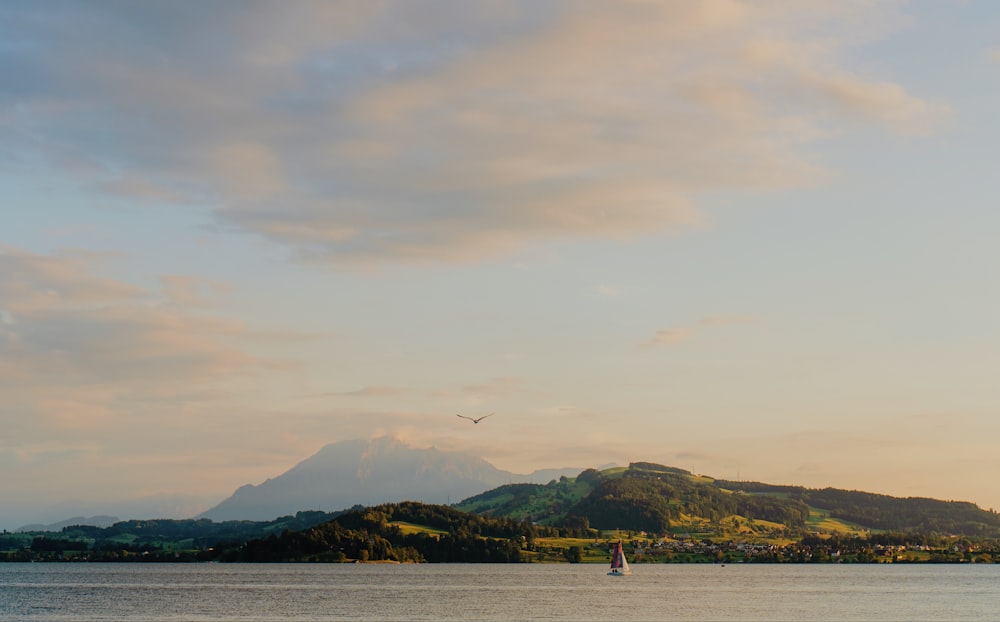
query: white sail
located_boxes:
[608,540,632,576]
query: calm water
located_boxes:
[1,562,997,621]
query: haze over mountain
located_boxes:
[9,494,220,533]
[16,515,120,533]
[198,437,585,522]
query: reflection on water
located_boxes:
[1,563,998,621]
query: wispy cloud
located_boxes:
[789,71,944,136]
[428,376,528,402]
[0,248,283,433]
[0,2,940,266]
[643,313,755,348]
[309,385,414,399]
[642,327,695,348]
[159,275,230,307]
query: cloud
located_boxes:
[643,312,755,348]
[0,247,143,315]
[642,327,695,348]
[436,376,527,401]
[596,284,621,298]
[1,2,940,265]
[789,71,943,136]
[0,248,282,434]
[304,376,529,404]
[159,275,230,307]
[314,385,415,399]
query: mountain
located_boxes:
[5,493,220,534]
[198,437,583,521]
[16,515,120,532]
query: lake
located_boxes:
[1,562,997,621]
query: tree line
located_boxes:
[217,502,543,563]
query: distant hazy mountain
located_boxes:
[7,493,220,534]
[16,515,120,532]
[198,437,583,522]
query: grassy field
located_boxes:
[804,509,867,536]
[388,521,448,537]
[528,536,615,563]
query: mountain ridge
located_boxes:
[197,437,585,521]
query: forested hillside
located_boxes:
[0,511,346,561]
[716,480,1000,537]
[461,463,1000,539]
[566,464,810,533]
[217,502,545,563]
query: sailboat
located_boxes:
[608,540,632,576]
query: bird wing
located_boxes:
[476,412,495,422]
[456,414,474,421]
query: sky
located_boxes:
[3,0,1000,530]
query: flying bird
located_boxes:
[456,412,494,424]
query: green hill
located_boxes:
[714,480,1000,538]
[457,462,1000,539]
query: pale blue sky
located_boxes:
[2,1,999,529]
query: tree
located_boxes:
[565,546,582,563]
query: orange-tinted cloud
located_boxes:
[2,2,941,265]
[0,248,281,434]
